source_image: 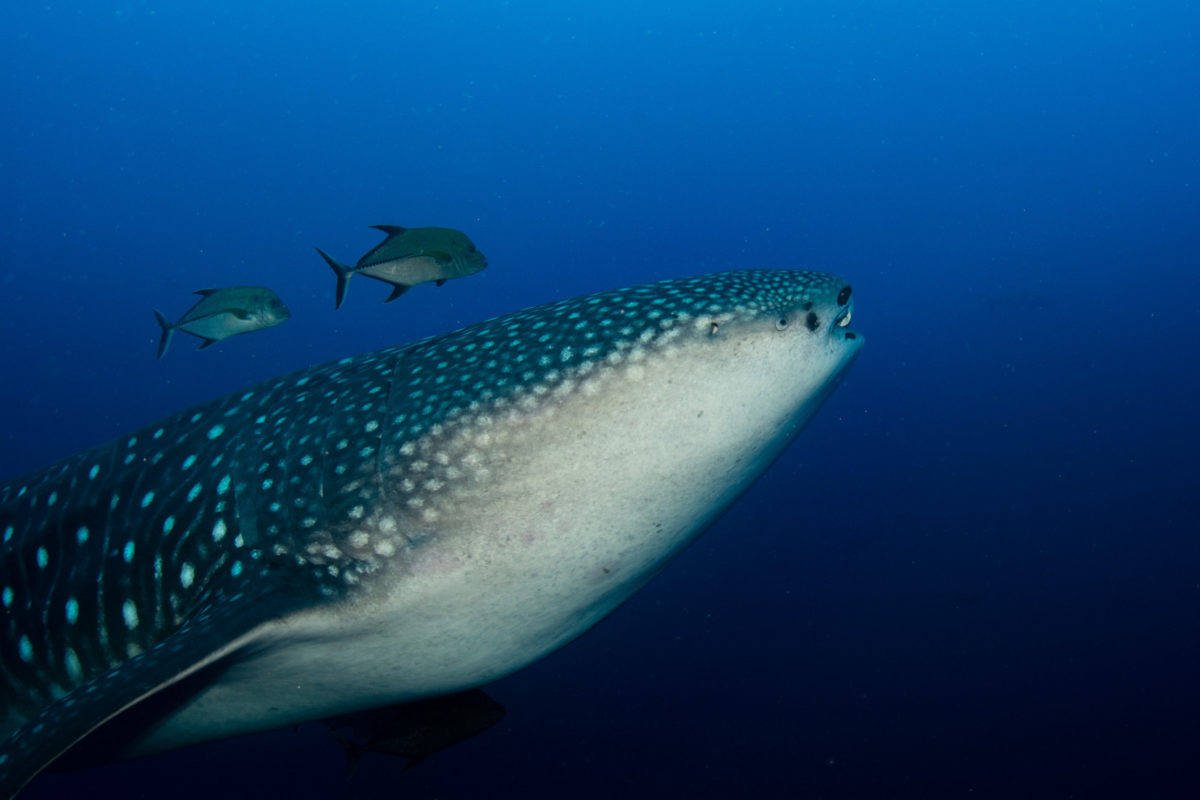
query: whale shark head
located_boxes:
[300,268,864,695]
[318,268,862,582]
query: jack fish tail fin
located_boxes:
[152,309,174,359]
[315,247,353,309]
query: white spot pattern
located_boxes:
[122,600,139,629]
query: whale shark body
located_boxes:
[0,269,861,795]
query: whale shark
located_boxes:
[0,269,861,796]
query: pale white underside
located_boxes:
[129,317,862,754]
[359,255,445,285]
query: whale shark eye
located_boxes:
[775,316,789,330]
[837,286,852,306]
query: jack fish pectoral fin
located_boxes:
[384,284,410,303]
[0,586,295,799]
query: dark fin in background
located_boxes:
[192,289,220,297]
[152,309,174,359]
[384,285,410,303]
[330,731,368,779]
[369,224,408,237]
[315,247,353,309]
[0,577,318,799]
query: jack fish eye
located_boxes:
[837,286,852,306]
[775,316,789,330]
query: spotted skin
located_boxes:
[0,269,861,796]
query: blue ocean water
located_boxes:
[2,1,1197,797]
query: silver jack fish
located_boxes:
[152,287,290,359]
[0,269,861,797]
[315,225,488,309]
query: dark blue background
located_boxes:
[3,2,1198,797]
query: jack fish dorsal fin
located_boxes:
[357,226,412,267]
[0,580,309,798]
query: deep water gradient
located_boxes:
[2,2,1198,798]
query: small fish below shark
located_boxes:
[315,225,488,309]
[0,268,861,797]
[325,688,505,777]
[153,286,290,359]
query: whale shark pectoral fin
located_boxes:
[0,584,302,798]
